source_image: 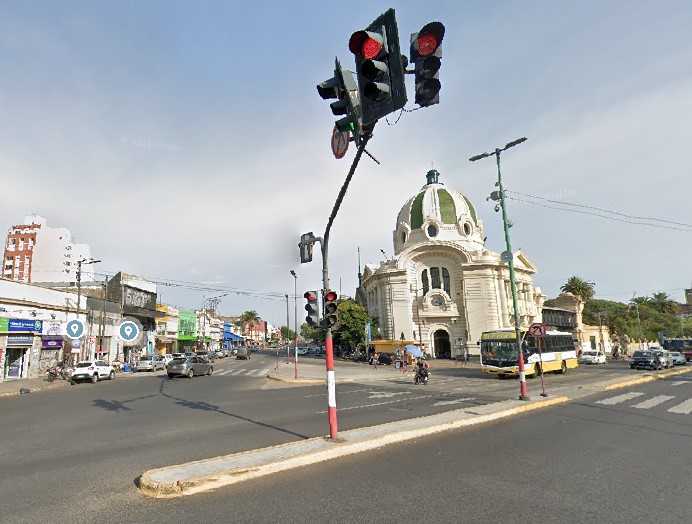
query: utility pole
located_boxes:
[470,137,529,401]
[76,258,100,361]
[290,270,299,378]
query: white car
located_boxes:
[71,360,115,383]
[579,351,606,365]
[297,347,310,356]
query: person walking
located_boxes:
[462,348,469,366]
[373,353,379,370]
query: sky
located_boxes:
[1,0,691,329]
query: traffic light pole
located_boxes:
[320,131,372,440]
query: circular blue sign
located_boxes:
[65,319,85,340]
[118,320,140,343]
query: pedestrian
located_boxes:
[402,350,408,373]
[373,353,379,370]
[462,348,469,366]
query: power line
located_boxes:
[507,190,692,229]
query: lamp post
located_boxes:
[630,294,645,349]
[470,137,529,400]
[199,294,227,352]
[290,270,298,377]
[76,258,100,361]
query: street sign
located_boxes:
[331,125,349,159]
[529,322,547,337]
[87,336,96,344]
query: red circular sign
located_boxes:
[529,323,547,337]
[331,126,349,159]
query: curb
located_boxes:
[0,380,70,398]
[603,365,692,391]
[137,395,570,498]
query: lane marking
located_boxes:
[258,368,271,376]
[596,392,645,405]
[317,395,432,413]
[631,395,676,409]
[432,397,475,407]
[244,369,257,376]
[230,369,245,375]
[217,369,232,376]
[669,381,687,386]
[667,398,692,414]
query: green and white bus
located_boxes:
[480,329,578,378]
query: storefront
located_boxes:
[0,318,42,380]
[177,310,197,353]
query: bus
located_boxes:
[480,329,578,379]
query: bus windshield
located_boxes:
[481,340,518,361]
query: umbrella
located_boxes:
[404,345,424,358]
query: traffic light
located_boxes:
[299,232,315,264]
[324,290,339,330]
[349,8,407,125]
[410,22,445,107]
[304,291,320,327]
[317,58,363,138]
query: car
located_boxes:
[167,356,213,379]
[160,354,175,367]
[653,350,674,369]
[579,351,606,365]
[297,347,310,356]
[216,349,228,358]
[135,355,165,372]
[71,360,115,383]
[629,350,662,370]
[196,350,216,362]
[683,347,692,362]
[236,347,251,360]
[670,351,687,365]
[314,347,325,357]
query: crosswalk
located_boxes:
[596,391,692,415]
[214,368,271,377]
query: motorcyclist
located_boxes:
[415,357,430,382]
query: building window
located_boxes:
[463,222,472,236]
[400,231,407,243]
[422,267,451,295]
[427,224,438,238]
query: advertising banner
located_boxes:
[0,318,8,332]
[8,319,43,333]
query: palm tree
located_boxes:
[240,310,261,344]
[560,276,595,301]
[647,292,679,314]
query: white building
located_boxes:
[2,215,94,283]
[359,169,545,359]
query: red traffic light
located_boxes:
[304,291,318,302]
[417,22,445,56]
[349,31,383,59]
[325,291,338,302]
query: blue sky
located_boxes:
[1,1,691,328]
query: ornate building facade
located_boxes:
[358,169,545,358]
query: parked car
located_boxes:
[630,350,662,370]
[167,356,213,379]
[196,350,216,362]
[670,351,687,365]
[160,354,175,367]
[579,351,606,365]
[297,347,310,356]
[216,348,227,358]
[71,360,115,383]
[314,347,325,357]
[653,350,674,369]
[135,355,165,372]
[683,347,692,362]
[236,347,251,360]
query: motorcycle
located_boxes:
[46,365,69,382]
[414,367,429,385]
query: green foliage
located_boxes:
[301,321,324,345]
[279,326,296,340]
[583,297,690,342]
[333,299,372,349]
[560,276,595,301]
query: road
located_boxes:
[1,353,688,523]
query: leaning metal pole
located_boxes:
[495,150,529,401]
[321,132,371,440]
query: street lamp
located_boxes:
[290,270,298,377]
[470,137,529,401]
[199,294,228,351]
[76,258,100,361]
[629,294,645,349]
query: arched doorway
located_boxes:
[433,329,451,359]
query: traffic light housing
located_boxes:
[317,58,363,138]
[349,8,407,125]
[410,22,445,107]
[324,290,339,330]
[304,291,320,327]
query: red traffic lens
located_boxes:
[304,291,317,302]
[417,34,438,56]
[325,291,337,301]
[349,31,383,59]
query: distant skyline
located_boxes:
[2,1,691,329]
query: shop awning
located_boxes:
[225,332,244,341]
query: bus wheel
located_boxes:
[560,361,567,374]
[534,364,542,377]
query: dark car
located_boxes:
[196,350,216,362]
[236,347,251,360]
[167,357,213,379]
[629,350,662,370]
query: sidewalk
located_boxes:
[138,363,691,498]
[0,375,71,397]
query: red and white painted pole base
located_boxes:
[324,332,338,439]
[517,353,529,401]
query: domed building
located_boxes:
[358,169,545,358]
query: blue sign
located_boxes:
[8,318,43,332]
[7,335,34,345]
[66,319,85,340]
[366,323,372,343]
[118,320,140,343]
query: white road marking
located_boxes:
[667,398,692,414]
[316,395,432,413]
[367,391,408,399]
[595,392,645,405]
[631,395,676,409]
[217,369,232,376]
[244,369,257,376]
[432,397,475,407]
[258,368,271,376]
[230,369,245,375]
[669,381,687,387]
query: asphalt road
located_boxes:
[1,354,688,523]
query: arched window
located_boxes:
[421,267,451,295]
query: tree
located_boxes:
[240,310,261,343]
[560,276,595,301]
[333,299,372,350]
[647,292,679,315]
[279,326,296,341]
